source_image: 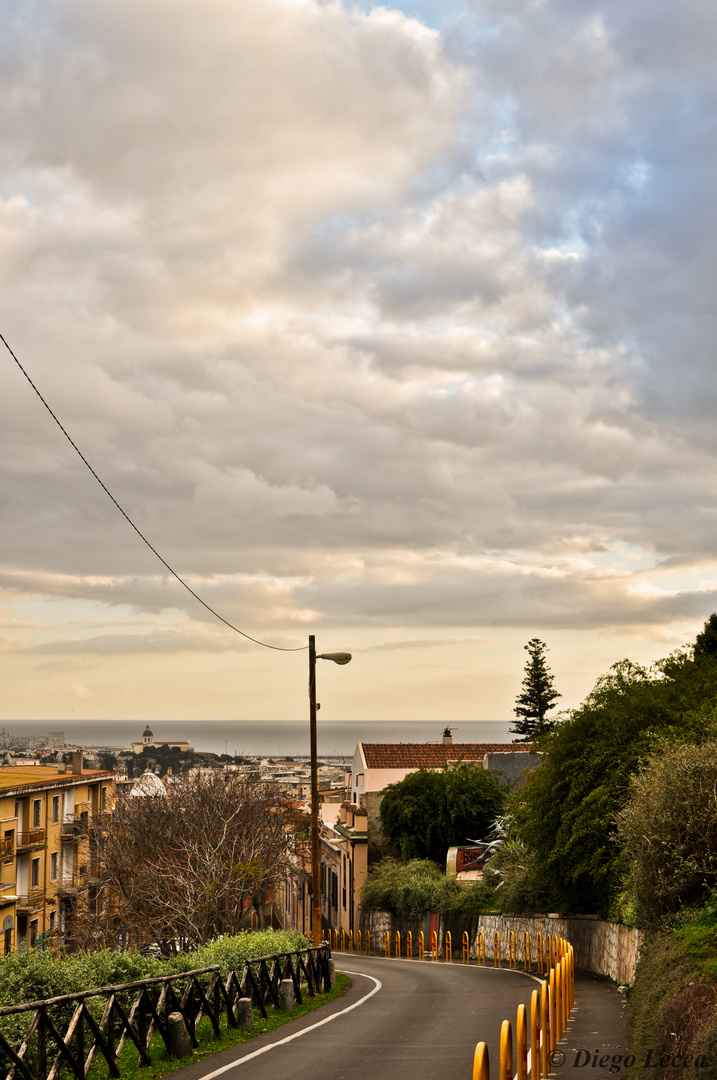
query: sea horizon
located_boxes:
[0,718,517,758]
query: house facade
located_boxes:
[0,755,115,952]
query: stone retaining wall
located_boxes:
[474,914,642,986]
[358,910,642,985]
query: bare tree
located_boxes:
[68,772,307,951]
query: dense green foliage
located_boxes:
[513,645,717,918]
[511,637,561,741]
[0,929,309,1009]
[617,740,717,928]
[378,764,504,864]
[360,858,459,916]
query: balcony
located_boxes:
[61,805,90,839]
[16,830,46,853]
[0,836,13,860]
[16,889,44,913]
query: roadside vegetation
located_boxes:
[359,615,717,1074]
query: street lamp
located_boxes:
[308,634,351,946]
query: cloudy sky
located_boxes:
[1,0,716,729]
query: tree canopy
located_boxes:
[511,638,561,741]
[512,617,717,917]
[76,772,305,951]
[378,764,504,865]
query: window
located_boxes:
[50,852,58,882]
[342,856,347,909]
[101,786,108,810]
[51,796,60,824]
[32,800,41,828]
[48,910,56,934]
[30,920,38,948]
[31,857,40,888]
[2,829,13,862]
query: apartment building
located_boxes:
[0,755,115,953]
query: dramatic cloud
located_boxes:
[0,0,716,722]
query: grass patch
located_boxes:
[98,975,352,1080]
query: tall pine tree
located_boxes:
[511,638,561,742]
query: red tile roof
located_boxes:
[360,743,531,769]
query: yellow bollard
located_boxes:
[384,930,390,957]
[494,929,502,967]
[418,930,425,960]
[477,930,486,965]
[395,930,401,958]
[348,929,353,954]
[562,956,569,1029]
[407,930,413,958]
[546,934,553,973]
[340,928,345,952]
[529,989,540,1080]
[536,932,543,973]
[509,930,516,968]
[555,960,563,1042]
[430,929,438,959]
[549,968,557,1051]
[445,930,452,962]
[499,1019,513,1080]
[516,1003,528,1080]
[463,930,470,963]
[366,929,371,955]
[523,930,531,971]
[357,930,361,954]
[541,980,550,1076]
[473,1042,490,1080]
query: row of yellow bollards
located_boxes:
[473,937,575,1080]
[331,925,566,973]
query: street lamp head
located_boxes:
[317,652,352,665]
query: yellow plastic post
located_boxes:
[509,930,516,968]
[540,980,550,1076]
[463,930,470,963]
[494,929,501,967]
[430,929,438,959]
[523,930,531,971]
[477,930,486,964]
[395,930,401,958]
[384,930,390,957]
[357,930,361,954]
[366,929,371,955]
[499,1019,513,1080]
[546,933,552,973]
[554,960,563,1042]
[407,930,413,958]
[348,929,353,953]
[445,930,452,962]
[340,928,345,952]
[529,989,540,1080]
[516,1003,528,1080]
[536,932,543,972]
[473,1042,490,1080]
[549,968,557,1052]
[418,930,425,960]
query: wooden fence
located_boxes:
[0,945,331,1080]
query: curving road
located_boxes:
[175,955,542,1080]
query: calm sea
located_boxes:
[0,719,515,758]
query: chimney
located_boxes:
[72,751,83,775]
[443,728,453,746]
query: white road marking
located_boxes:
[198,971,381,1079]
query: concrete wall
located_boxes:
[473,914,642,986]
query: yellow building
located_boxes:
[0,754,115,953]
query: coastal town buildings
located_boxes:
[0,755,115,952]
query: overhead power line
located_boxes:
[0,330,307,653]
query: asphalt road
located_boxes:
[174,955,543,1080]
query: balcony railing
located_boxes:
[16,829,46,852]
[16,889,44,913]
[0,836,13,860]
